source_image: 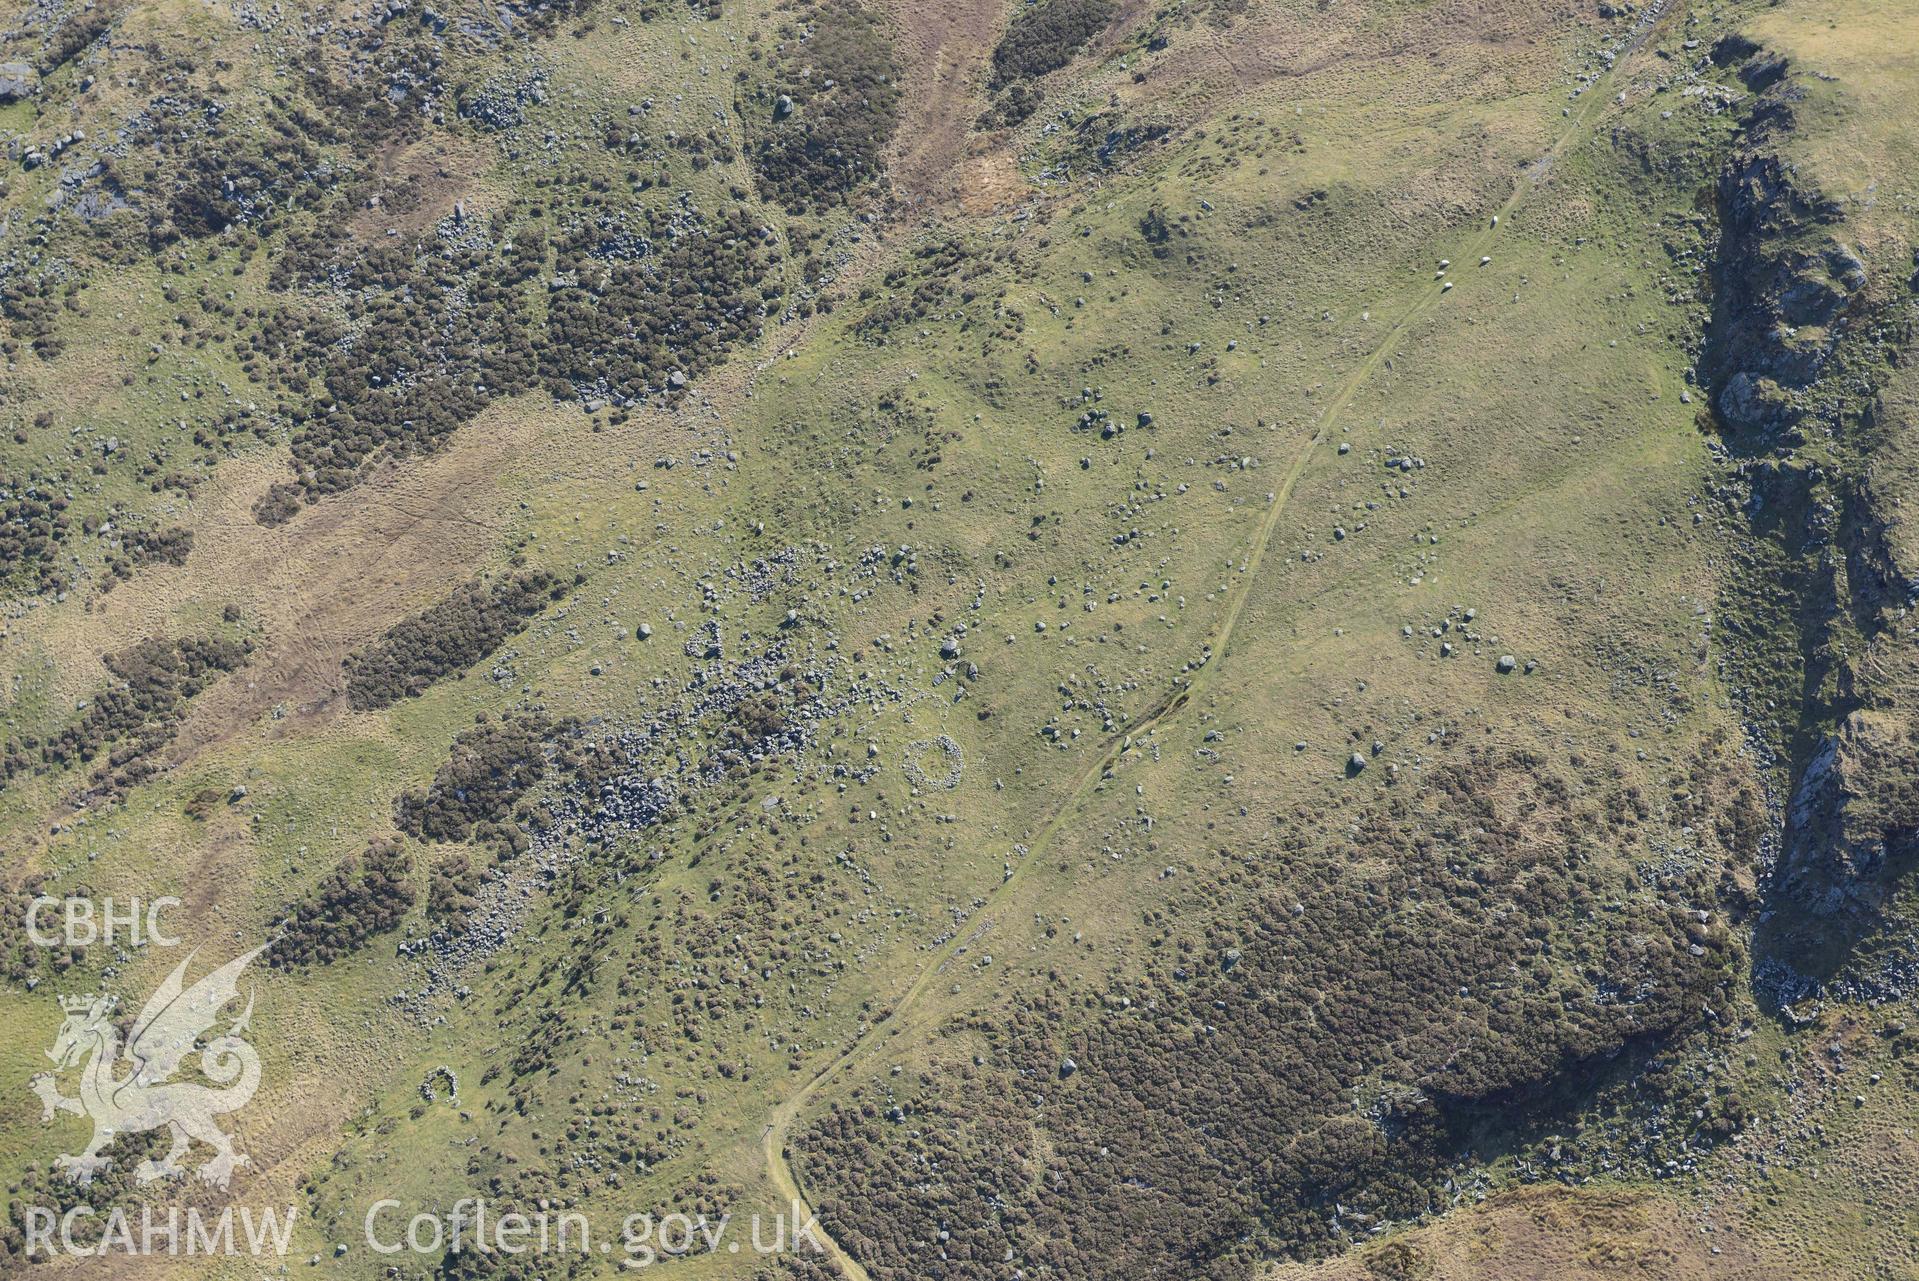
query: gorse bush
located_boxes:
[271,839,416,968]
[254,185,772,520]
[749,0,902,212]
[427,852,483,935]
[0,636,249,791]
[257,211,548,517]
[397,713,566,845]
[0,468,73,594]
[797,747,1741,1278]
[105,526,193,583]
[989,0,1114,87]
[344,572,562,710]
[537,205,771,404]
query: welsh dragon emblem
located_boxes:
[30,946,266,1189]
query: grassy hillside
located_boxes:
[0,0,1915,1277]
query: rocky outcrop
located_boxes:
[1706,39,1919,922]
[0,62,36,103]
[1753,450,1919,919]
[1699,44,1862,438]
[1782,713,1919,915]
[1841,470,1918,627]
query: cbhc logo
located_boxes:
[26,896,182,948]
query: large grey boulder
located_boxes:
[0,63,37,103]
[1717,371,1801,434]
[1782,712,1919,915]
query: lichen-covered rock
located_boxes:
[1698,47,1869,438]
[1783,712,1919,915]
[1718,370,1803,433]
[0,62,37,103]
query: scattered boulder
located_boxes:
[1718,371,1802,434]
[0,63,36,103]
[1781,711,1919,916]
